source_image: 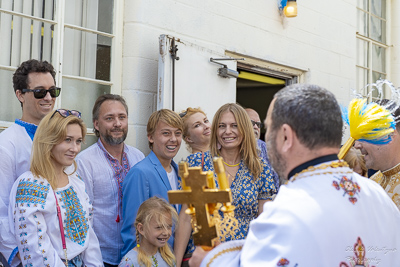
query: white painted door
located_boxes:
[158,34,237,161]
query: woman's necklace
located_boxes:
[151,255,158,267]
[223,160,240,167]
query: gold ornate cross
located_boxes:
[168,159,233,247]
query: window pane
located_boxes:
[63,28,112,81]
[64,0,113,34]
[357,0,368,10]
[372,44,385,73]
[357,9,368,36]
[371,0,386,18]
[61,78,110,126]
[0,13,54,67]
[0,0,55,21]
[357,38,368,67]
[357,67,368,93]
[0,68,22,121]
[372,72,386,98]
[370,16,386,43]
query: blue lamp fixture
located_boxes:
[279,0,298,18]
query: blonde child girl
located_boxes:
[120,197,178,267]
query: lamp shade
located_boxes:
[284,0,297,17]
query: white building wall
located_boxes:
[122,0,358,154]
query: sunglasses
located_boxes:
[50,109,82,119]
[179,111,187,118]
[251,120,263,129]
[21,87,61,99]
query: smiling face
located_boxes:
[16,72,56,125]
[354,139,396,171]
[184,112,211,146]
[138,212,172,249]
[51,124,83,171]
[94,100,128,146]
[217,111,243,151]
[148,121,182,166]
[245,109,261,139]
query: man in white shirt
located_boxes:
[189,84,400,267]
[0,59,58,267]
[76,94,145,267]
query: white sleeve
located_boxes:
[11,180,65,267]
[81,225,103,267]
[76,158,94,203]
[0,149,19,263]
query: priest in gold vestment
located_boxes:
[355,99,400,209]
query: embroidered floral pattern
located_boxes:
[277,258,290,266]
[332,175,361,204]
[185,151,276,253]
[15,178,51,266]
[58,187,89,245]
[16,178,50,209]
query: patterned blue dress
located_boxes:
[184,151,276,253]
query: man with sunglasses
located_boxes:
[76,94,145,267]
[245,108,279,190]
[0,59,57,267]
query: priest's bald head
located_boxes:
[264,84,342,182]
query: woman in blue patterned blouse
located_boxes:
[174,103,277,267]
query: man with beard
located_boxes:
[245,108,279,190]
[76,94,144,267]
[354,100,400,210]
[189,84,400,267]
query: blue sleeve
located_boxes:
[121,166,149,257]
[258,159,277,200]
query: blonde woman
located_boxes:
[179,107,211,154]
[174,103,277,266]
[9,109,102,267]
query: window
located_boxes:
[0,0,122,148]
[356,0,388,99]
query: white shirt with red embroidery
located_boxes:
[201,161,400,267]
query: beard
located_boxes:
[266,130,287,185]
[101,128,127,145]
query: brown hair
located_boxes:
[92,94,129,137]
[210,103,261,179]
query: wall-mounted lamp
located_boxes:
[210,58,244,78]
[279,0,297,18]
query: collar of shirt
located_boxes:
[288,154,338,179]
[15,119,38,141]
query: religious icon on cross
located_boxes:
[168,157,237,248]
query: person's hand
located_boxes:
[188,247,209,267]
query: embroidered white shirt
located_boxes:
[9,171,103,267]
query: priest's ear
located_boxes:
[280,123,295,153]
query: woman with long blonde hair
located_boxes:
[119,196,178,267]
[174,103,277,266]
[9,109,102,267]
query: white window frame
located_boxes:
[356,0,390,99]
[0,0,124,132]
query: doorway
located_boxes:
[236,70,286,140]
